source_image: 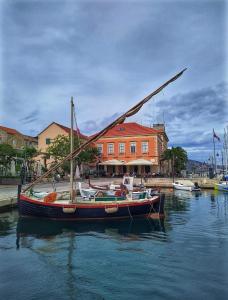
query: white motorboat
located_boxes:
[214,181,228,192]
[172,180,201,192]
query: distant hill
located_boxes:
[187,159,222,173]
[186,159,208,172]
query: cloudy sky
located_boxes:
[0,0,227,161]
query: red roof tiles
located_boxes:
[96,122,161,138]
[0,125,22,136]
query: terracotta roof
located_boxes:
[0,125,22,136]
[38,122,88,140]
[92,122,161,138]
[54,123,88,140]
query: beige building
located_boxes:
[37,122,87,168]
[0,125,38,176]
[0,125,38,149]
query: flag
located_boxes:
[213,129,220,142]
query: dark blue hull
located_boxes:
[19,194,165,221]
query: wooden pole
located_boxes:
[70,97,75,202]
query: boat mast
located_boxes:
[70,97,75,202]
[213,128,217,176]
[224,126,228,174]
[22,68,187,193]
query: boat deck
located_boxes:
[21,193,158,205]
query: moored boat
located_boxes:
[19,191,165,220]
[172,180,201,192]
[214,182,228,192]
[18,69,186,221]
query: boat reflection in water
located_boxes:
[16,216,166,247]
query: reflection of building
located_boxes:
[94,122,168,176]
[0,125,38,149]
[37,122,87,168]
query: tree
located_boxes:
[0,143,17,175]
[18,146,39,175]
[47,135,98,174]
[20,146,38,160]
[162,146,188,176]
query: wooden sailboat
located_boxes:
[18,69,186,220]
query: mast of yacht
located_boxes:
[70,97,75,202]
[224,126,228,174]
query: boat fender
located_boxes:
[105,206,119,214]
[44,192,57,203]
[63,207,76,213]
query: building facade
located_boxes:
[37,122,87,168]
[94,122,168,176]
[0,125,38,176]
[0,125,38,149]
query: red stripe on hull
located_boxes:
[20,194,160,208]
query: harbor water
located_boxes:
[0,190,228,300]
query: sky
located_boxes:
[0,0,227,162]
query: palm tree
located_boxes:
[161,147,188,177]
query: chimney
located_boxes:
[153,123,165,131]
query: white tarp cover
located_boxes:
[126,159,153,165]
[99,159,125,165]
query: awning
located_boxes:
[126,159,153,166]
[99,159,125,166]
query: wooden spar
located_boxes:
[23,68,187,192]
[70,97,74,202]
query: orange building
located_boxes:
[94,122,168,176]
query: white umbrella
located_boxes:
[75,165,80,179]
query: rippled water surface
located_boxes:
[0,191,228,300]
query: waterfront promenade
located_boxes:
[0,177,218,211]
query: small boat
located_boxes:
[19,190,165,220]
[18,69,186,221]
[172,180,201,192]
[214,181,228,192]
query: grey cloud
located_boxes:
[20,109,40,123]
[81,112,121,135]
[0,0,226,161]
[143,82,227,159]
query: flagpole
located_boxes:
[224,126,228,174]
[213,129,217,176]
[221,150,224,175]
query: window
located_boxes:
[142,141,149,153]
[97,144,103,154]
[130,142,136,153]
[12,139,16,146]
[119,143,125,154]
[108,143,114,154]
[46,138,51,145]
